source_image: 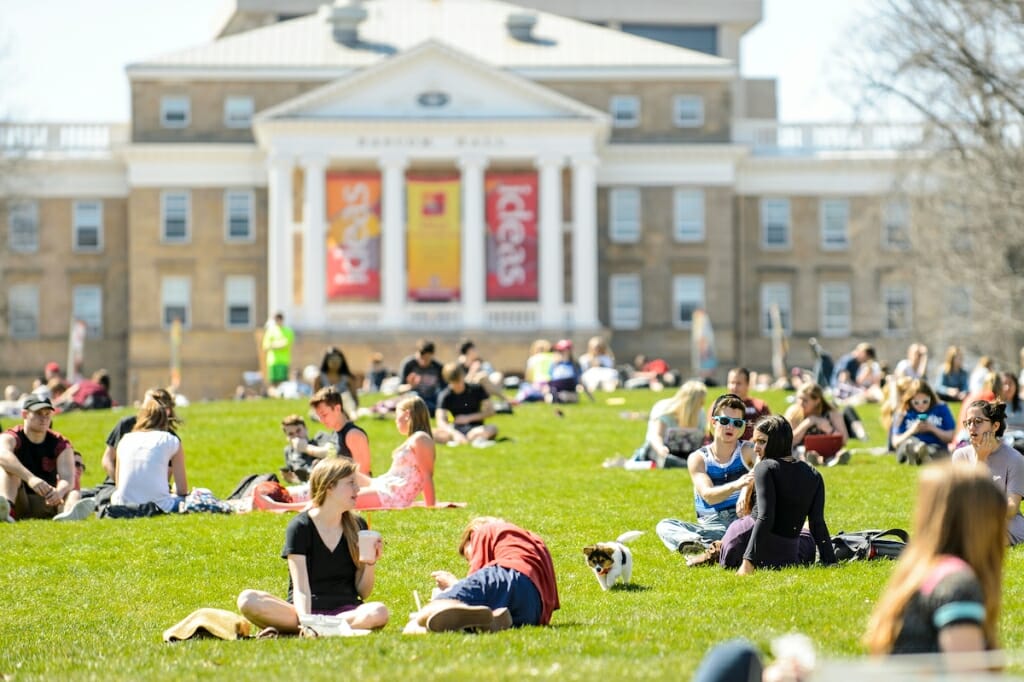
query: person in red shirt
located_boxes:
[0,396,77,520]
[404,517,560,633]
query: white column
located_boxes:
[380,154,409,327]
[536,153,564,329]
[301,155,328,326]
[266,154,294,318]
[459,154,487,328]
[571,153,600,329]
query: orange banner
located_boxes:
[406,174,461,302]
[326,172,381,301]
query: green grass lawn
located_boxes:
[2,390,1022,681]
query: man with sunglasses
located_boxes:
[657,394,757,556]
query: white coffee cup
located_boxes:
[358,529,381,563]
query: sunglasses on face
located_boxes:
[713,416,746,429]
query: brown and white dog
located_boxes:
[583,530,644,590]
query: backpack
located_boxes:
[226,473,280,501]
[831,528,909,561]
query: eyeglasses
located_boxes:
[713,416,747,429]
[964,418,991,428]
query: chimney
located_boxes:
[506,12,537,42]
[329,0,368,45]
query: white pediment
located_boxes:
[258,40,606,122]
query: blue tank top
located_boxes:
[693,443,748,517]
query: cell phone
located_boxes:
[917,414,929,421]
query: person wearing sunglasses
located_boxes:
[951,400,1024,546]
[656,394,756,557]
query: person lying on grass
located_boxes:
[404,516,559,633]
[355,395,436,510]
[237,457,388,635]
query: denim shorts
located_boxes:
[435,565,541,626]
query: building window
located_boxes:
[609,187,641,243]
[8,200,39,253]
[224,96,254,128]
[161,276,191,329]
[819,283,851,338]
[610,95,640,128]
[883,199,911,250]
[162,191,190,243]
[8,284,39,339]
[673,189,705,242]
[883,285,912,336]
[760,282,792,336]
[72,285,103,338]
[225,190,254,242]
[760,197,791,249]
[161,96,190,128]
[73,200,103,251]
[672,275,705,329]
[225,276,255,329]
[609,274,642,329]
[672,95,704,128]
[820,199,849,250]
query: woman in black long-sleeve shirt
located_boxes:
[719,415,837,573]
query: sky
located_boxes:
[0,0,868,123]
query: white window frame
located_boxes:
[608,187,641,243]
[72,285,103,338]
[160,96,190,128]
[883,285,913,337]
[72,200,103,252]
[8,284,39,339]
[882,199,911,250]
[224,189,255,242]
[672,95,705,128]
[673,188,705,243]
[8,200,39,253]
[819,283,851,338]
[224,275,256,330]
[161,190,191,244]
[161,276,191,330]
[820,198,849,251]
[672,275,705,329]
[609,274,642,330]
[760,197,791,250]
[609,95,640,129]
[760,282,792,337]
[224,96,254,128]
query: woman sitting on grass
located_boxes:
[865,463,1005,660]
[891,379,955,465]
[783,383,848,465]
[356,395,435,510]
[237,457,388,635]
[110,402,187,513]
[718,415,837,573]
[633,380,707,469]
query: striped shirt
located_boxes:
[693,443,749,517]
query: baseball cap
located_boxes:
[45,362,60,373]
[554,339,573,351]
[23,396,55,412]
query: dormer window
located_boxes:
[610,95,640,128]
[161,96,190,128]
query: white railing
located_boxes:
[0,122,129,156]
[733,119,928,155]
[321,302,574,331]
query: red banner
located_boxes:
[485,172,538,301]
[326,172,381,301]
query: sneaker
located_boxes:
[54,497,97,521]
[425,604,495,633]
[489,607,513,633]
[0,496,12,523]
[676,540,705,555]
[470,439,496,449]
[835,449,851,466]
[602,456,626,469]
[685,541,722,567]
[805,450,823,466]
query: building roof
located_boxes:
[128,0,734,77]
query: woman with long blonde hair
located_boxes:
[864,463,1005,656]
[237,457,389,635]
[783,383,848,464]
[635,380,707,468]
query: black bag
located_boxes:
[663,428,704,458]
[226,473,280,501]
[98,502,166,519]
[831,528,909,561]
